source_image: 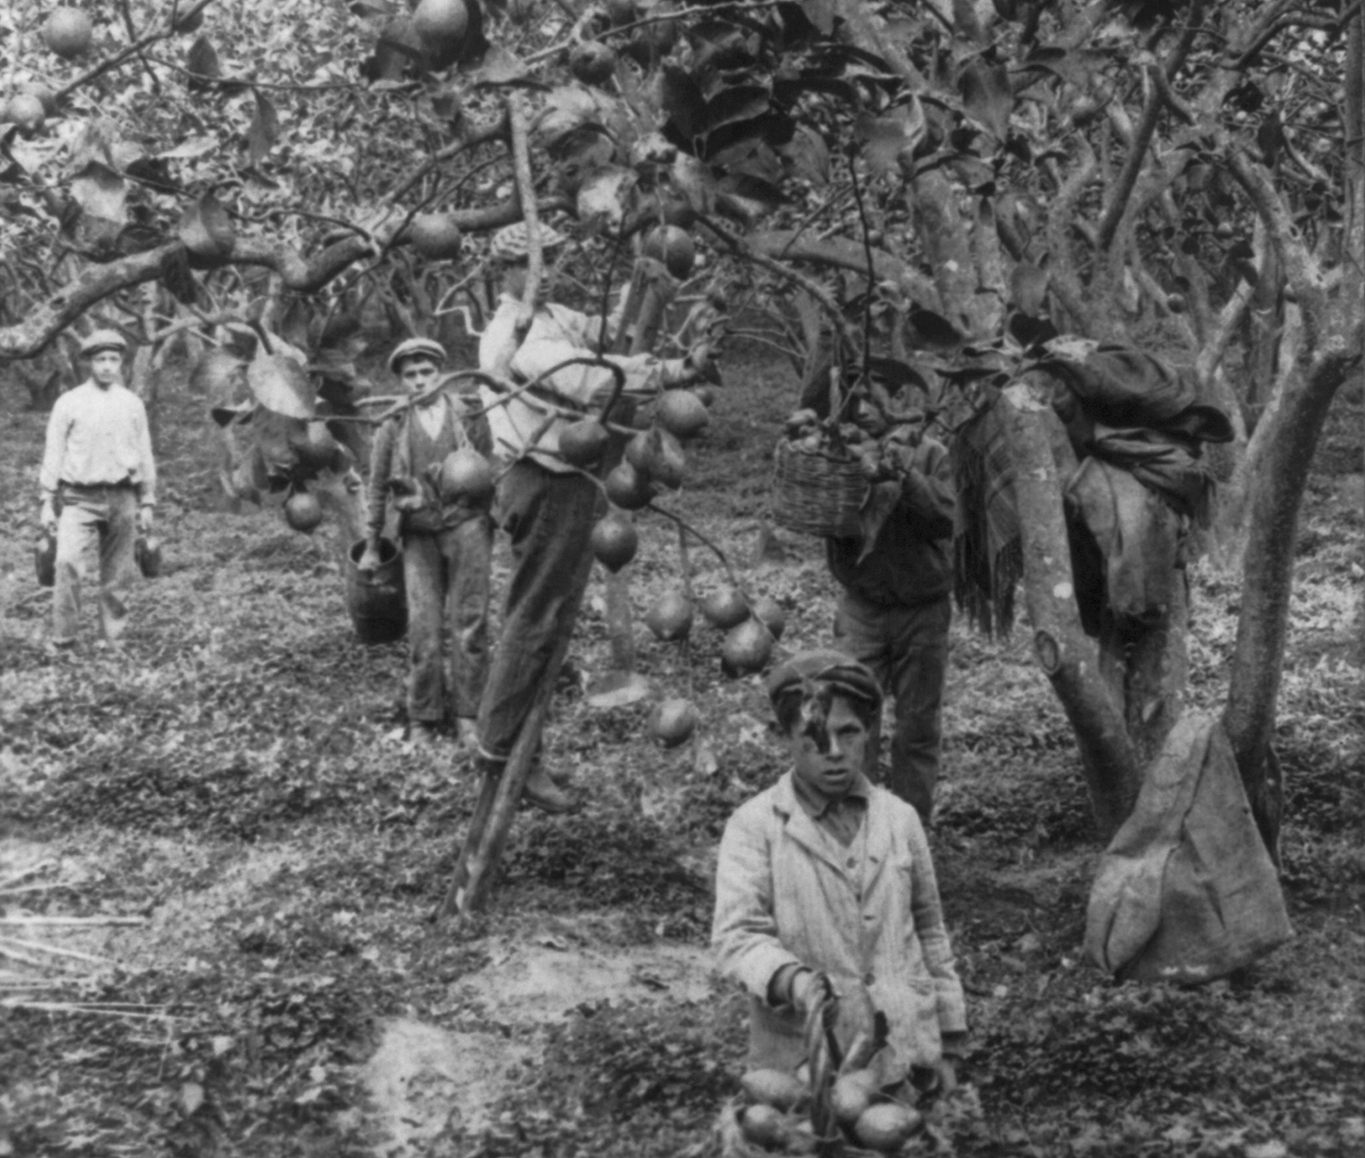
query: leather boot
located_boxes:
[475,754,579,814]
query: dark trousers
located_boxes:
[476,461,600,759]
[402,517,493,723]
[834,589,951,819]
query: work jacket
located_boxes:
[713,772,967,1081]
[826,437,954,608]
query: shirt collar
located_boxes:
[790,770,872,820]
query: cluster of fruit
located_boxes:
[733,1065,924,1156]
[641,584,786,746]
[581,386,712,572]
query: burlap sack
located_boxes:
[1085,714,1293,984]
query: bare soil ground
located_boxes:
[1,351,1361,1157]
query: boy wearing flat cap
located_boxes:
[38,329,156,648]
[359,337,494,750]
[713,648,967,1092]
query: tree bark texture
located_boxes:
[1001,378,1139,835]
[1222,346,1360,816]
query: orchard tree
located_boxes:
[1,0,1360,908]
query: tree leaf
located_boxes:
[69,161,128,222]
[670,152,716,216]
[247,340,316,419]
[185,36,221,90]
[959,58,1013,141]
[703,85,771,135]
[795,0,835,35]
[778,123,830,186]
[586,671,652,709]
[160,135,220,161]
[855,100,926,177]
[179,192,236,264]
[180,1081,205,1115]
[576,165,637,234]
[1009,262,1050,314]
[247,93,280,166]
[660,66,706,144]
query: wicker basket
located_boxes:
[715,991,928,1158]
[771,438,869,539]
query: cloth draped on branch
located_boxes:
[952,345,1232,637]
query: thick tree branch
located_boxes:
[1000,375,1139,837]
[1223,148,1328,334]
[747,230,940,309]
[0,198,562,360]
[1222,346,1360,782]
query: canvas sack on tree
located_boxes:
[1085,714,1292,984]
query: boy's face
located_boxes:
[787,692,870,800]
[399,356,441,393]
[89,350,123,386]
[501,251,562,306]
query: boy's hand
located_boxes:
[790,969,832,1016]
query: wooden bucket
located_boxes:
[346,537,406,645]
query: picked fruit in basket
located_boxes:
[830,1068,880,1126]
[739,1103,795,1149]
[783,408,819,437]
[645,590,693,641]
[739,1068,808,1112]
[852,1102,923,1152]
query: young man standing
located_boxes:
[713,648,968,1094]
[827,427,955,821]
[474,221,717,812]
[359,337,494,750]
[38,330,156,649]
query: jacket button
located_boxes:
[845,858,857,870]
[863,972,875,986]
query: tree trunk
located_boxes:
[1222,346,1359,854]
[1001,377,1139,835]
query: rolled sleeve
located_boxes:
[39,395,72,500]
[713,804,804,1002]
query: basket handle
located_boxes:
[803,981,845,1155]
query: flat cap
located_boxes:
[388,337,447,373]
[489,221,568,263]
[79,329,128,357]
[765,648,883,712]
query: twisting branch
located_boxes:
[1095,2,1203,252]
[506,95,544,346]
[697,215,860,353]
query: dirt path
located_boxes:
[364,940,714,1154]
